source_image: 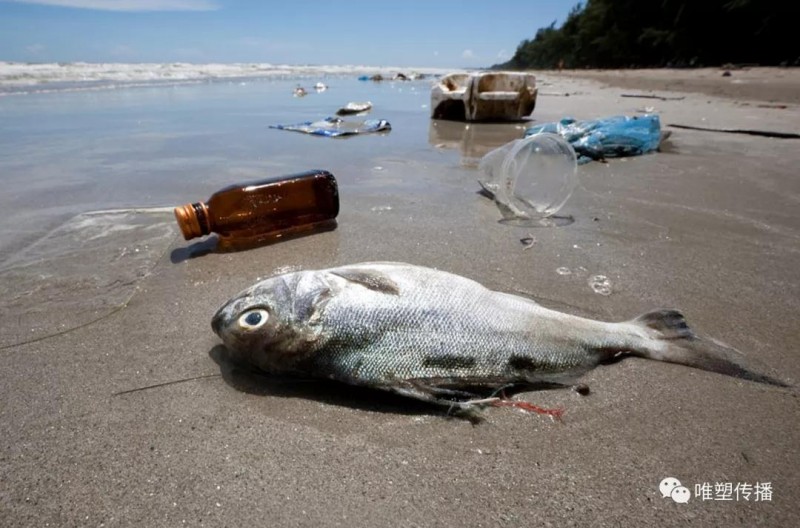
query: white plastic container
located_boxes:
[431,71,538,122]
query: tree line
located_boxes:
[495,0,799,69]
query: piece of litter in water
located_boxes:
[336,101,372,115]
[588,275,612,295]
[556,267,571,275]
[270,117,391,137]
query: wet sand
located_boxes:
[1,71,799,526]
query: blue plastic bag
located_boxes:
[525,115,662,164]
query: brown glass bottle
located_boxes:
[174,170,339,251]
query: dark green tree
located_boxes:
[494,0,800,69]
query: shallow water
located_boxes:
[0,209,175,348]
[0,76,501,256]
[0,75,527,344]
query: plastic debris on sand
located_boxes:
[525,115,662,164]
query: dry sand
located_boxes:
[1,69,799,527]
[557,67,800,104]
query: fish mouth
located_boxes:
[211,306,227,337]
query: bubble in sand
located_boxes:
[588,275,612,295]
[556,267,571,275]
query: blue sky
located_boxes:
[0,0,579,67]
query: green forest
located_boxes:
[495,0,799,69]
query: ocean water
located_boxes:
[0,64,528,259]
[0,63,528,350]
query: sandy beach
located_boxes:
[1,68,799,527]
[559,67,800,104]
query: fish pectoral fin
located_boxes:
[392,378,502,404]
[329,268,400,295]
[407,381,482,401]
[293,283,333,326]
[388,382,490,421]
[390,385,467,405]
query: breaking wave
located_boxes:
[0,61,447,95]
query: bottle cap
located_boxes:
[173,202,208,240]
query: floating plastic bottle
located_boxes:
[174,170,339,251]
[479,133,577,227]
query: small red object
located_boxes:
[491,398,564,420]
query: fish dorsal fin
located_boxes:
[330,268,400,295]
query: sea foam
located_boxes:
[0,62,447,95]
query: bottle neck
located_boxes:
[173,201,211,240]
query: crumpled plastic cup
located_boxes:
[479,133,578,227]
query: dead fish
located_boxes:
[211,262,786,412]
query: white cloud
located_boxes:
[8,0,218,11]
[462,49,475,59]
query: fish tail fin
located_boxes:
[627,309,789,387]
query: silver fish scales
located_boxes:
[212,262,785,413]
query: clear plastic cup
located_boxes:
[479,133,577,227]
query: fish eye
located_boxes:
[238,309,268,330]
